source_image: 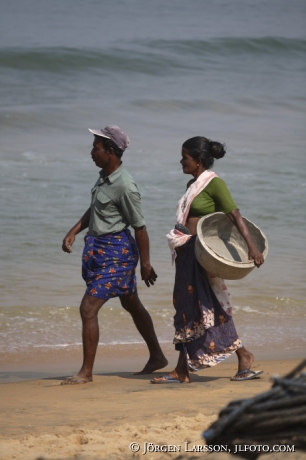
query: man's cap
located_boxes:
[88,125,130,151]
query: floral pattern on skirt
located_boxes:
[173,237,242,371]
[82,228,139,300]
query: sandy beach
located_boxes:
[1,344,305,460]
[1,1,305,459]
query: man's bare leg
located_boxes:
[120,292,168,374]
[61,294,106,385]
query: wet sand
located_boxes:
[0,344,305,460]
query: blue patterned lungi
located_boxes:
[82,228,139,300]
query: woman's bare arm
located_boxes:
[227,209,264,267]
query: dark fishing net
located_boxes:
[203,359,306,459]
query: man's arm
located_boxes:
[62,207,91,253]
[134,225,158,287]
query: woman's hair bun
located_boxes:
[182,136,226,169]
[209,140,226,159]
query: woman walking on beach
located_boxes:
[151,136,265,384]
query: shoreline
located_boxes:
[1,342,306,384]
[0,357,304,460]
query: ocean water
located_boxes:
[0,0,305,361]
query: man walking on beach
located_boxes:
[61,125,168,384]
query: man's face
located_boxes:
[91,139,110,169]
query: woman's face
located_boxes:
[180,147,199,176]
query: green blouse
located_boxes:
[187,177,238,217]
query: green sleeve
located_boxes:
[207,178,238,214]
[119,187,146,228]
[189,177,238,217]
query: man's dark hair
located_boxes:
[96,136,124,159]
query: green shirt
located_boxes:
[188,177,238,217]
[88,165,145,236]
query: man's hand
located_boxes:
[62,208,91,254]
[62,232,76,253]
[134,226,157,286]
[141,264,158,287]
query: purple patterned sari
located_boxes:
[173,236,242,371]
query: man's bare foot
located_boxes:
[61,374,93,385]
[134,356,168,375]
[151,370,190,384]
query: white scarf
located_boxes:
[167,170,218,261]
